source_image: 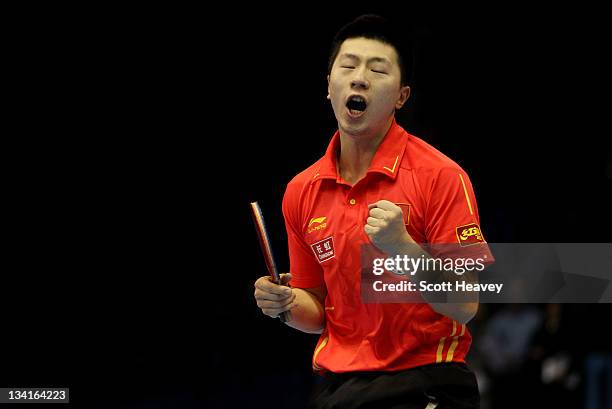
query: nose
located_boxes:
[351,66,369,90]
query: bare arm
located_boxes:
[419,264,479,325]
[286,285,326,334]
[254,274,327,333]
[366,200,479,324]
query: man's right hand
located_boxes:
[254,273,297,318]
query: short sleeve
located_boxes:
[282,182,325,288]
[425,167,494,264]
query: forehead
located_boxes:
[336,37,399,65]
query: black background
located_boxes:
[3,3,611,408]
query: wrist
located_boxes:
[388,233,417,257]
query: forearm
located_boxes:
[392,242,478,324]
[285,288,326,334]
[428,300,478,324]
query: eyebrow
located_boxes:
[340,53,391,65]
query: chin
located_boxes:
[338,117,370,136]
[340,123,368,137]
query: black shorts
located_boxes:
[308,362,479,409]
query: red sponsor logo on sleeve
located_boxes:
[455,223,484,247]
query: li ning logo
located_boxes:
[307,217,327,234]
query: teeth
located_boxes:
[346,96,367,113]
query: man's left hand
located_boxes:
[364,200,414,255]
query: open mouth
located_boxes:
[346,95,367,116]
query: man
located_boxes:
[254,15,494,408]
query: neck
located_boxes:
[337,117,393,185]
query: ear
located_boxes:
[326,74,331,100]
[395,85,411,109]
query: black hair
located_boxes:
[328,14,413,86]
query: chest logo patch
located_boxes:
[394,203,411,226]
[311,236,335,263]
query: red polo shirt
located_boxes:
[282,118,494,373]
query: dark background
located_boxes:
[3,3,611,408]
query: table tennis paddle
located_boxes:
[250,201,292,323]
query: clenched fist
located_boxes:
[364,200,414,255]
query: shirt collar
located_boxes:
[313,117,408,184]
